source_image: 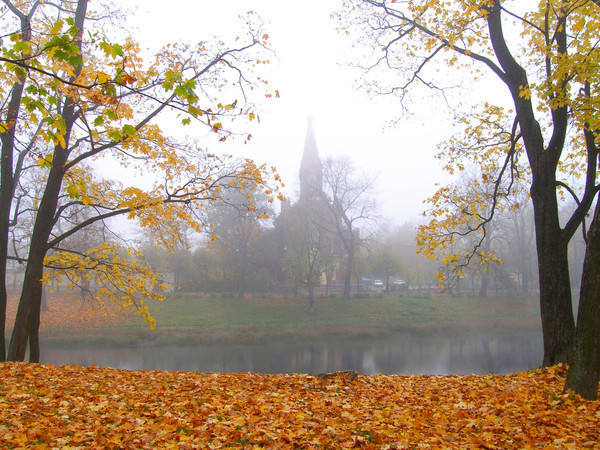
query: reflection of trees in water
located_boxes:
[446,335,543,375]
[41,333,543,375]
[480,339,495,374]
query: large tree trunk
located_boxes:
[487,1,574,366]
[7,164,64,361]
[531,174,575,366]
[0,189,10,362]
[0,0,35,363]
[7,0,88,362]
[9,95,81,361]
[0,83,22,361]
[564,202,600,400]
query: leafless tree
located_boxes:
[321,155,378,298]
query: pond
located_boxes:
[41,330,543,375]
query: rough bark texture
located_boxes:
[564,202,600,400]
[534,205,575,366]
[0,81,24,361]
[530,149,575,365]
[7,159,65,360]
[0,3,38,361]
[7,0,89,361]
[487,1,575,365]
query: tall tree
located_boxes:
[281,201,328,313]
[418,167,511,296]
[417,154,529,296]
[207,190,273,296]
[341,0,600,366]
[321,155,377,298]
[0,0,281,361]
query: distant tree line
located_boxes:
[132,195,585,298]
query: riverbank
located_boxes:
[8,292,542,346]
[0,362,597,448]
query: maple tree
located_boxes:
[420,160,538,295]
[341,0,600,382]
[417,161,526,296]
[1,362,598,447]
[0,0,282,362]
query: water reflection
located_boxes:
[41,331,543,375]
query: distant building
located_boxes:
[273,118,349,291]
[299,117,323,201]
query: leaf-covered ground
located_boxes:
[0,363,598,448]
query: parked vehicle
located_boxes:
[391,279,408,291]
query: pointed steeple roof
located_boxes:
[299,117,323,200]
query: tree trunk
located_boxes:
[487,0,575,366]
[532,184,575,366]
[0,79,26,362]
[7,0,89,362]
[307,278,315,314]
[0,3,35,363]
[343,248,354,299]
[0,134,16,361]
[564,202,600,400]
[7,167,62,361]
[9,99,82,361]
[478,272,489,298]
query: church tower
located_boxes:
[299,117,323,200]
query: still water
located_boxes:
[41,331,543,375]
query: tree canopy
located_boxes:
[0,0,282,361]
[340,0,600,396]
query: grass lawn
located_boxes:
[8,291,543,346]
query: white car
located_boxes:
[372,279,384,288]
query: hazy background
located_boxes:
[127,0,454,223]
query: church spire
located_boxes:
[299,117,323,200]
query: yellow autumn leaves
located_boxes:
[43,243,165,329]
